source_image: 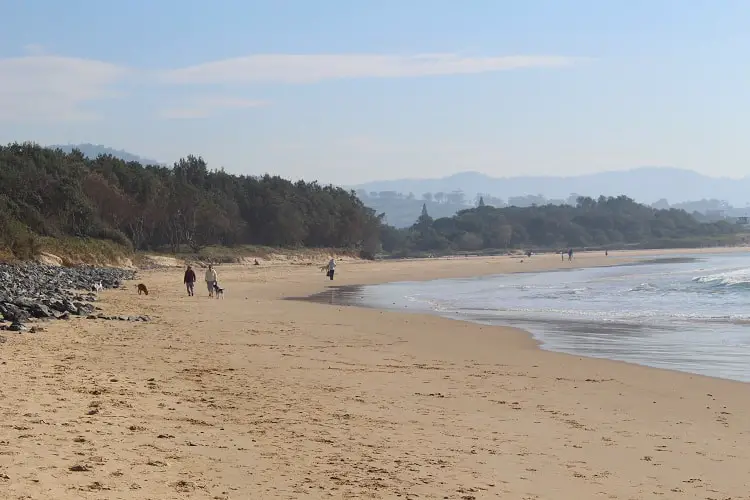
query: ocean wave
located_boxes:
[693,268,750,288]
[457,306,750,326]
[629,282,658,292]
[403,294,457,313]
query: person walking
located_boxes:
[205,264,218,297]
[183,265,196,296]
[327,257,336,281]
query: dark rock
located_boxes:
[0,303,29,322]
[0,263,138,325]
[63,300,78,315]
[29,303,54,319]
[50,301,67,313]
[8,322,27,332]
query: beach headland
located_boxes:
[1,248,750,499]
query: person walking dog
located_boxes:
[205,264,218,297]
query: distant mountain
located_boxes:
[351,168,750,207]
[50,143,163,166]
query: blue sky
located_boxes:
[1,1,749,184]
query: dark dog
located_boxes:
[213,282,224,299]
[137,283,149,295]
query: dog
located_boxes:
[213,282,224,299]
[137,283,149,296]
[319,265,329,273]
[92,281,103,292]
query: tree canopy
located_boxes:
[0,142,739,260]
[380,195,739,255]
[0,142,382,258]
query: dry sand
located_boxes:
[2,249,750,499]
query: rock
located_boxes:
[0,303,29,322]
[0,263,139,327]
[29,303,54,319]
[12,297,38,309]
[8,322,27,332]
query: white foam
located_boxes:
[693,267,750,286]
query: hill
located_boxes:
[0,142,381,261]
[355,192,468,228]
[49,143,163,166]
[352,168,750,207]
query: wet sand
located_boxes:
[1,248,750,499]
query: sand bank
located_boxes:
[2,249,750,499]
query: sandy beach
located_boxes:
[2,249,750,499]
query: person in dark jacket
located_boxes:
[184,265,197,296]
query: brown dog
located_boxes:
[137,283,149,295]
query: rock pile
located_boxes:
[0,263,141,332]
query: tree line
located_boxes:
[379,196,740,255]
[0,143,740,260]
[0,143,382,258]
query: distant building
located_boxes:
[737,216,749,225]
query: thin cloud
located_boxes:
[0,50,583,123]
[0,54,129,122]
[158,53,581,85]
[158,96,269,120]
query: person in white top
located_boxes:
[327,258,336,281]
[205,264,218,297]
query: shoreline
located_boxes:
[290,252,750,384]
[2,248,750,498]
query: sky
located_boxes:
[1,1,749,185]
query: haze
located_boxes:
[1,1,749,186]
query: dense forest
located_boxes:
[0,143,742,261]
[0,143,382,259]
[360,189,746,229]
[380,197,740,255]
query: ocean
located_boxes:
[349,252,750,383]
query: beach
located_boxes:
[2,249,750,499]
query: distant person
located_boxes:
[561,251,565,261]
[205,264,218,297]
[183,265,196,296]
[568,248,573,261]
[327,257,336,281]
[605,250,608,257]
